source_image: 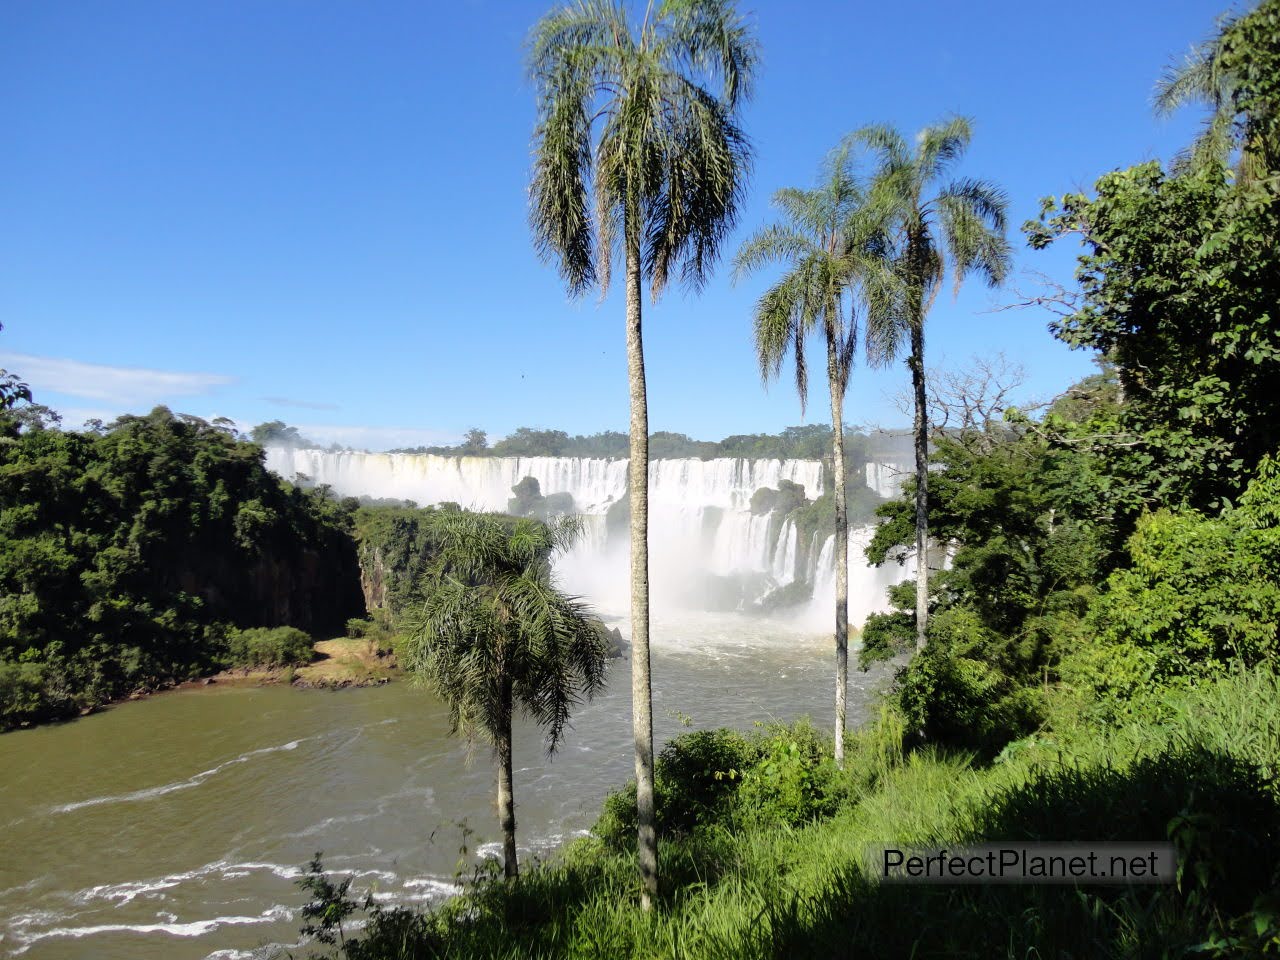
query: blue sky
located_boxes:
[1,0,1222,449]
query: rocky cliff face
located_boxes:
[358,542,390,614]
[176,535,365,637]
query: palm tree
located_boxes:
[1155,22,1237,175]
[1154,4,1277,182]
[733,142,895,766]
[528,0,756,906]
[853,118,1011,652]
[404,511,607,880]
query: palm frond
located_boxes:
[530,62,598,296]
[752,270,809,389]
[916,116,972,183]
[770,186,827,237]
[937,189,1012,292]
[645,70,752,295]
[657,0,760,108]
[1154,39,1225,117]
[937,177,1009,234]
[731,223,817,281]
[846,124,910,177]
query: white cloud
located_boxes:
[0,352,234,406]
[294,423,462,451]
[56,406,129,429]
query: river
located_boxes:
[0,613,893,960]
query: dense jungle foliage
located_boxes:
[0,407,365,728]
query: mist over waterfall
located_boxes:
[265,447,912,633]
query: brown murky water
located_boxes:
[0,613,892,959]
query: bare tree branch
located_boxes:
[985,269,1082,319]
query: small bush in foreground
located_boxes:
[595,721,854,850]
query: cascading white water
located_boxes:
[803,527,914,630]
[267,449,822,513]
[864,460,909,500]
[265,447,909,631]
[770,518,797,586]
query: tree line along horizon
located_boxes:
[248,418,917,463]
[1,0,1279,940]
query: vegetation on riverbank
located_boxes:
[293,636,399,688]
[0,408,366,729]
[294,667,1280,959]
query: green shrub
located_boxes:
[1072,459,1280,719]
[225,626,315,669]
[595,727,759,848]
[594,722,854,846]
[896,607,1045,755]
[656,728,759,831]
[345,617,372,638]
[736,719,847,826]
[0,657,52,726]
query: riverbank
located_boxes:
[182,637,401,691]
[292,667,1280,959]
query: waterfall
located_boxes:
[805,527,915,629]
[864,460,910,500]
[265,447,908,629]
[770,518,797,586]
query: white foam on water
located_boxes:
[402,877,462,895]
[8,905,293,955]
[75,860,307,907]
[474,827,592,864]
[50,740,303,815]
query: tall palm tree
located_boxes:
[733,142,895,766]
[853,118,1011,651]
[1154,3,1278,182]
[528,0,756,906]
[404,512,607,880]
[1155,22,1237,176]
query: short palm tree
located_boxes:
[404,511,607,880]
[528,0,756,906]
[734,142,895,766]
[853,118,1011,651]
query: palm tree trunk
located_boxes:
[826,335,849,767]
[497,679,518,879]
[625,220,658,909]
[909,316,929,651]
